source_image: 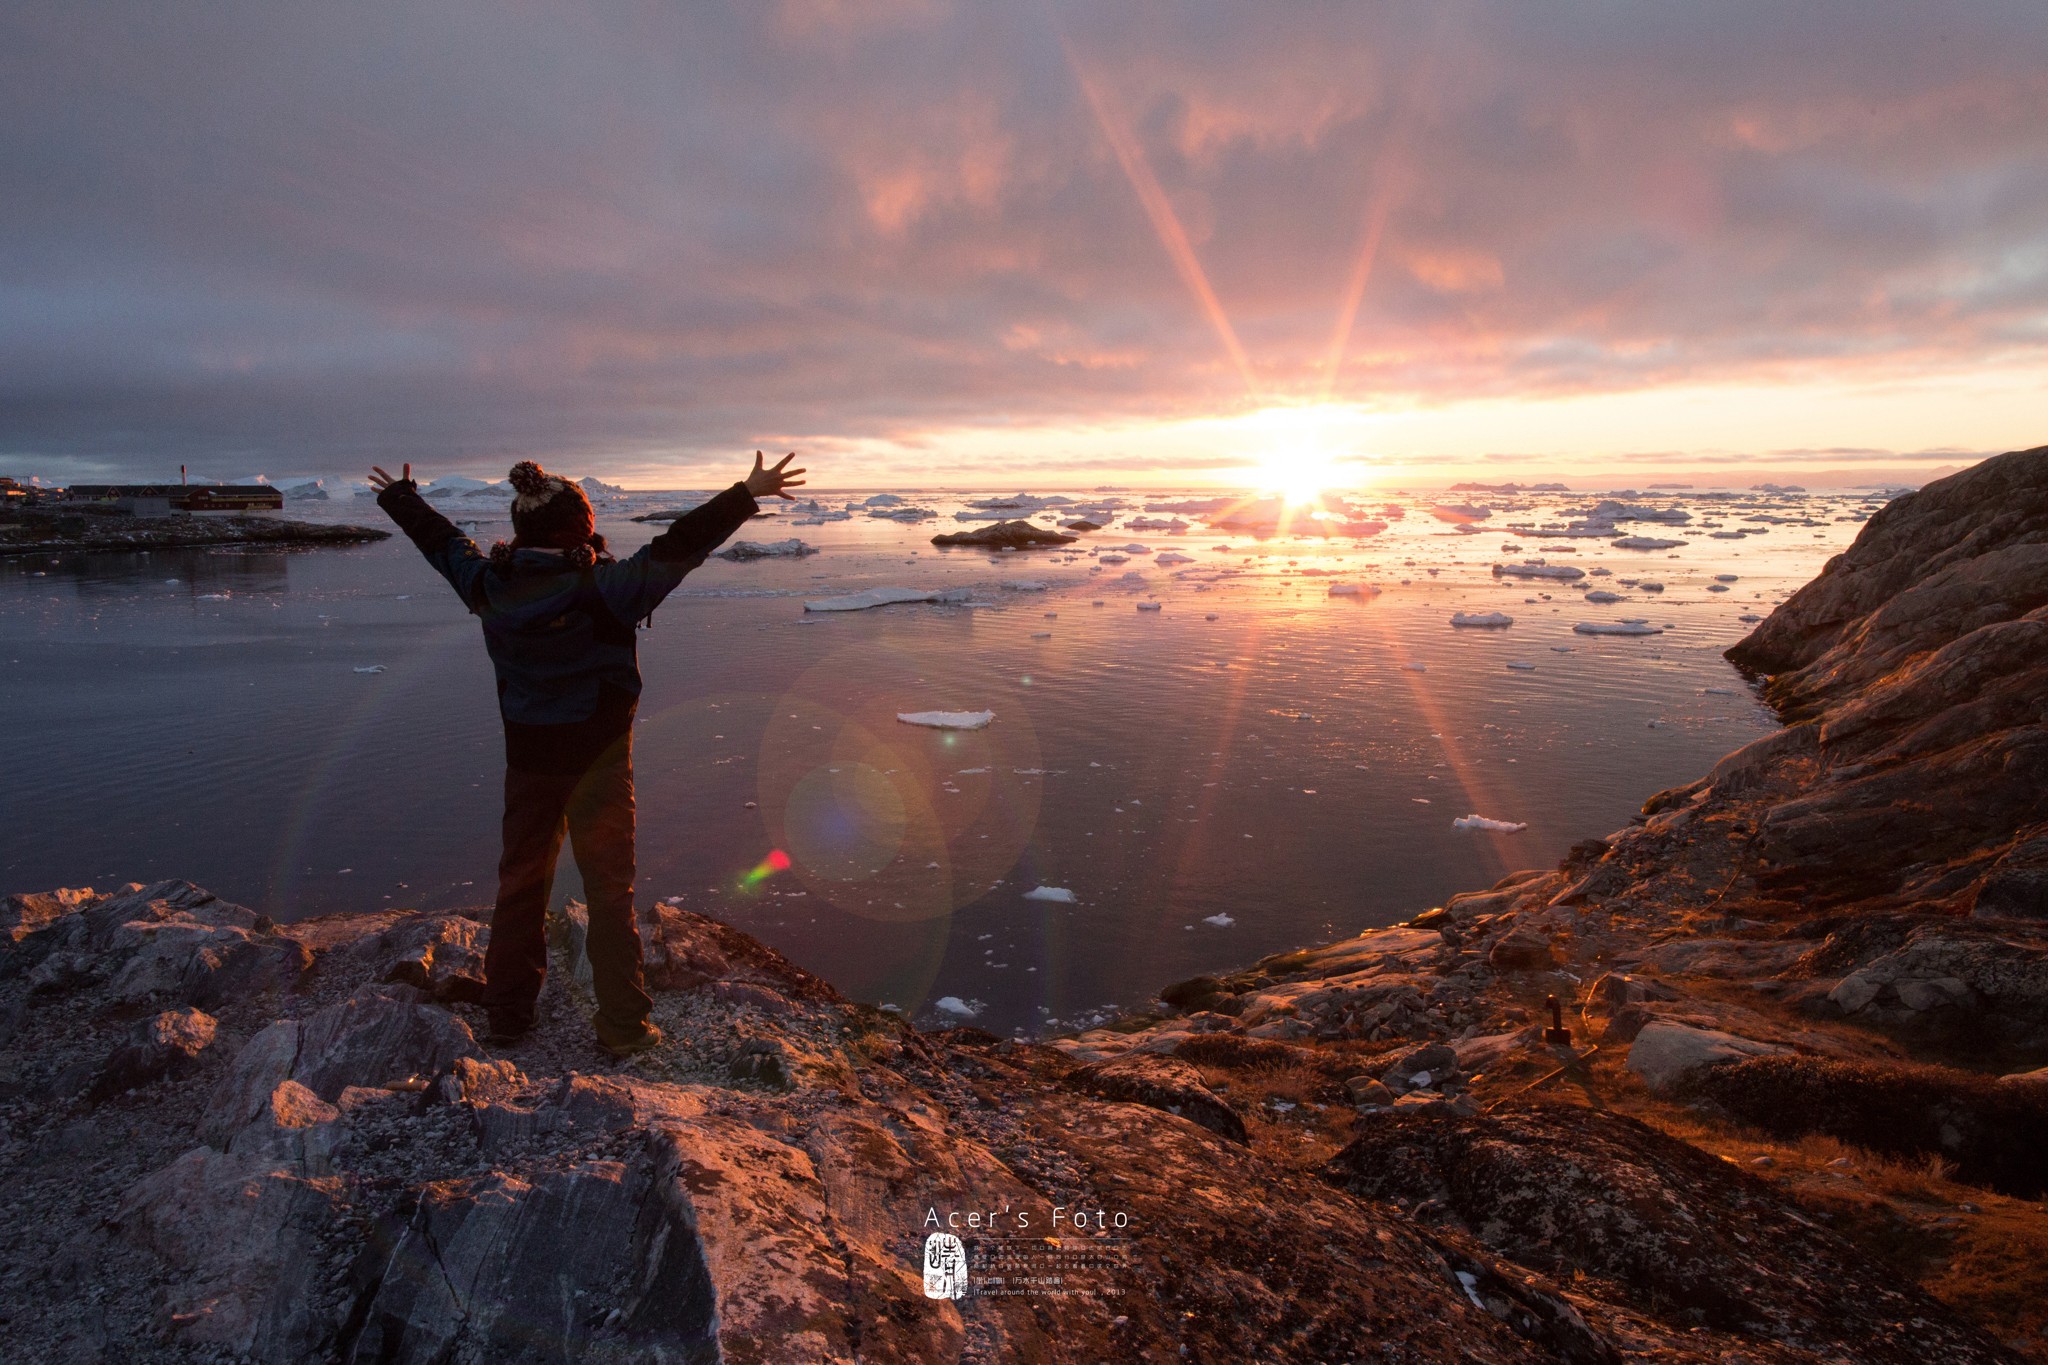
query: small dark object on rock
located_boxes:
[1543,995,1573,1047]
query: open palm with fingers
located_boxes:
[368,463,413,491]
[745,451,807,501]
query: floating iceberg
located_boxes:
[716,539,817,561]
[1001,580,1050,592]
[1203,913,1236,927]
[1156,552,1194,565]
[1328,583,1380,596]
[897,710,995,730]
[1023,886,1076,903]
[1611,536,1686,550]
[1136,601,1163,611]
[1584,590,1623,603]
[1492,562,1584,581]
[1450,611,1514,628]
[1505,660,1537,671]
[352,665,387,674]
[1572,619,1664,636]
[1453,815,1527,833]
[933,996,980,1018]
[805,587,972,612]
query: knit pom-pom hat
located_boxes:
[505,459,596,542]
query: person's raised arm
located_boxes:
[597,451,809,623]
[371,464,488,606]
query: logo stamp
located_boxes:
[923,1231,968,1299]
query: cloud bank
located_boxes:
[1,1,2043,482]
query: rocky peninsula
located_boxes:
[4,446,2048,1362]
[0,509,388,556]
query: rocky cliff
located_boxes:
[6,448,2048,1363]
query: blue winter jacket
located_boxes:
[377,479,758,770]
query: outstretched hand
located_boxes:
[368,463,412,491]
[745,450,807,501]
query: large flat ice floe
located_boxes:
[804,586,972,611]
[1453,814,1528,832]
[1450,611,1514,627]
[1573,619,1664,636]
[1491,562,1585,581]
[897,710,996,730]
[715,539,817,560]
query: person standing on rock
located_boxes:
[369,452,807,1053]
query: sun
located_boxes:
[1255,447,1342,506]
[1240,405,1358,505]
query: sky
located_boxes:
[1,0,2044,491]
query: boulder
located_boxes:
[2,886,96,943]
[88,1007,217,1103]
[204,983,482,1145]
[1625,1021,1788,1094]
[1064,1052,1248,1143]
[225,1080,344,1176]
[116,1146,346,1360]
[1485,926,1555,971]
[343,910,489,1001]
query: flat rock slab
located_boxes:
[1626,1020,1789,1093]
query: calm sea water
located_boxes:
[0,485,1872,1033]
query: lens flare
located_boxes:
[738,847,792,892]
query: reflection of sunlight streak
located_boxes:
[1359,607,1517,873]
[1060,39,1257,396]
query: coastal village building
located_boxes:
[64,484,285,514]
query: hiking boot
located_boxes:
[594,1014,664,1057]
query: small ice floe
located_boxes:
[1573,619,1663,636]
[164,578,180,585]
[1738,613,1763,622]
[1612,536,1686,550]
[1492,562,1584,581]
[1136,601,1163,611]
[715,539,817,560]
[1707,583,1730,592]
[1205,612,1219,620]
[198,592,231,601]
[1714,574,1739,582]
[1453,814,1527,833]
[933,996,981,1018]
[805,586,972,612]
[1505,660,1537,671]
[1584,590,1623,603]
[1450,611,1514,628]
[1588,566,1613,576]
[1156,552,1194,565]
[1203,913,1236,927]
[1002,580,1050,592]
[352,665,387,674]
[897,710,995,730]
[1024,886,1077,903]
[1550,645,1575,653]
[1402,661,1428,672]
[1701,687,1735,695]
[1638,582,1666,592]
[1030,631,1052,638]
[1328,583,1379,596]
[1098,553,1128,565]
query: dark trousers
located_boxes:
[482,744,654,1030]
